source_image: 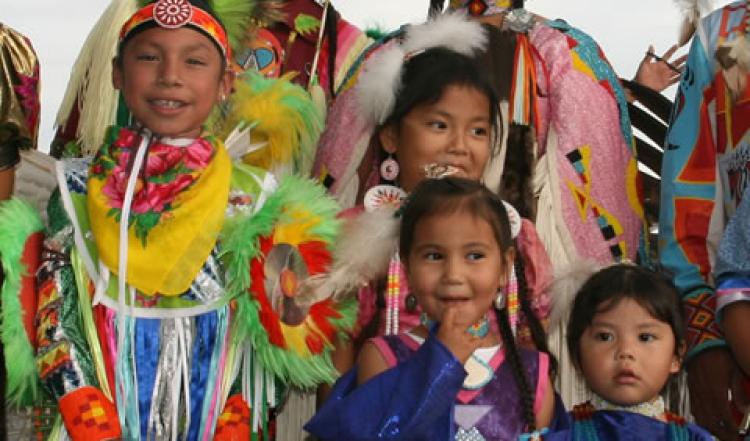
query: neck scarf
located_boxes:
[88,126,231,296]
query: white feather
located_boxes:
[402,12,487,58]
[728,35,750,72]
[355,42,406,126]
[297,207,400,305]
[673,0,713,46]
[355,12,487,126]
[547,260,603,331]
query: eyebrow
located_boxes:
[139,41,213,54]
[590,320,664,329]
[429,109,490,122]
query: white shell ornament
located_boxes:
[463,355,494,390]
[364,185,407,213]
[502,201,522,239]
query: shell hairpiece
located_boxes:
[422,163,522,239]
[423,163,460,179]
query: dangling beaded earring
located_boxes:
[380,153,400,182]
[364,154,407,212]
[495,287,506,310]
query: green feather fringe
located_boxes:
[210,0,258,53]
[294,13,321,36]
[0,198,43,406]
[222,175,357,387]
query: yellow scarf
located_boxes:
[88,134,231,296]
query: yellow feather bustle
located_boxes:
[218,72,324,176]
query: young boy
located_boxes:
[0,1,352,439]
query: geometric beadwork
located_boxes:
[37,341,71,380]
[683,292,722,351]
[214,394,251,440]
[566,146,627,260]
[59,386,121,440]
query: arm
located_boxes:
[658,16,739,440]
[715,191,750,375]
[305,335,465,440]
[658,25,723,359]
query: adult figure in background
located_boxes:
[660,1,750,439]
[0,23,39,200]
[0,22,40,440]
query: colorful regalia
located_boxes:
[0,23,39,171]
[714,186,750,440]
[0,125,354,440]
[659,0,750,359]
[305,331,550,441]
[312,3,644,407]
[545,401,713,440]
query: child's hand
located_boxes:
[436,306,484,364]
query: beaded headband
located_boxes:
[447,0,512,16]
[119,0,231,62]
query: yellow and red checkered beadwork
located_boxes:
[119,0,231,61]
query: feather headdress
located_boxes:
[674,0,714,46]
[355,12,488,127]
[55,0,284,155]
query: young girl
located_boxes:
[0,0,350,439]
[306,177,555,440]
[309,15,554,394]
[546,264,713,440]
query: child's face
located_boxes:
[379,85,492,192]
[113,26,233,138]
[579,298,681,407]
[405,210,512,327]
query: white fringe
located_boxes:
[55,0,138,154]
[532,127,593,407]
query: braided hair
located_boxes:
[399,177,539,433]
[514,251,556,376]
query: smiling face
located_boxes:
[405,209,513,326]
[113,26,233,138]
[379,84,492,192]
[578,298,681,407]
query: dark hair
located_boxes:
[116,0,227,71]
[398,177,539,432]
[566,264,686,368]
[382,46,501,151]
[399,177,511,257]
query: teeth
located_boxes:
[153,99,182,108]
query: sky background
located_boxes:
[1,0,737,151]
